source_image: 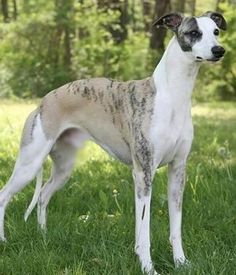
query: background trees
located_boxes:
[0,0,235,100]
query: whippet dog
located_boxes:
[0,11,227,274]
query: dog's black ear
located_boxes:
[152,13,183,31]
[203,11,227,30]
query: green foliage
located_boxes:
[0,1,236,101]
[0,0,151,98]
[0,1,118,97]
[72,2,120,79]
[116,31,153,80]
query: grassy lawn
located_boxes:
[0,100,235,275]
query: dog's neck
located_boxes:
[153,36,201,105]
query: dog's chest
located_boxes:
[149,97,192,167]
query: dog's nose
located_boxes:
[211,46,225,58]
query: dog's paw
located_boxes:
[0,235,6,242]
[175,258,191,269]
[149,269,160,275]
[144,268,160,275]
[143,265,160,275]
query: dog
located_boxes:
[0,11,227,275]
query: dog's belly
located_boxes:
[97,142,132,165]
[59,125,132,165]
[72,118,132,165]
[88,129,132,165]
[86,129,132,165]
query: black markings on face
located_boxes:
[176,17,202,52]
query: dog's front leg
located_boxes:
[133,165,158,275]
[168,161,188,267]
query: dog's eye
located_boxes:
[214,29,219,36]
[189,30,201,38]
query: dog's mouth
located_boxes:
[196,56,203,62]
[206,57,222,62]
[196,56,222,62]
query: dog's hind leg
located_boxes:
[0,113,54,241]
[37,128,88,231]
[37,141,76,230]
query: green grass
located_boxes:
[0,100,236,275]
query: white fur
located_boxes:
[133,169,157,274]
[24,166,43,222]
[0,115,53,240]
[192,17,220,60]
[152,37,197,168]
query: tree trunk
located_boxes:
[1,0,9,22]
[172,0,185,13]
[98,0,129,43]
[179,0,185,12]
[64,27,72,69]
[12,0,17,20]
[150,0,170,51]
[53,0,73,72]
[120,0,128,39]
[189,0,196,15]
[130,0,135,31]
[142,0,152,32]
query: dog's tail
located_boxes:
[24,166,43,222]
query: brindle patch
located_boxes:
[98,91,104,104]
[142,204,146,220]
[172,166,186,210]
[53,90,58,98]
[109,79,114,88]
[20,109,39,147]
[176,17,202,52]
[30,113,37,138]
[127,78,156,196]
[39,77,157,196]
[82,86,91,100]
[91,86,98,102]
[67,82,74,89]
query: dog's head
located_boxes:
[153,12,227,62]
